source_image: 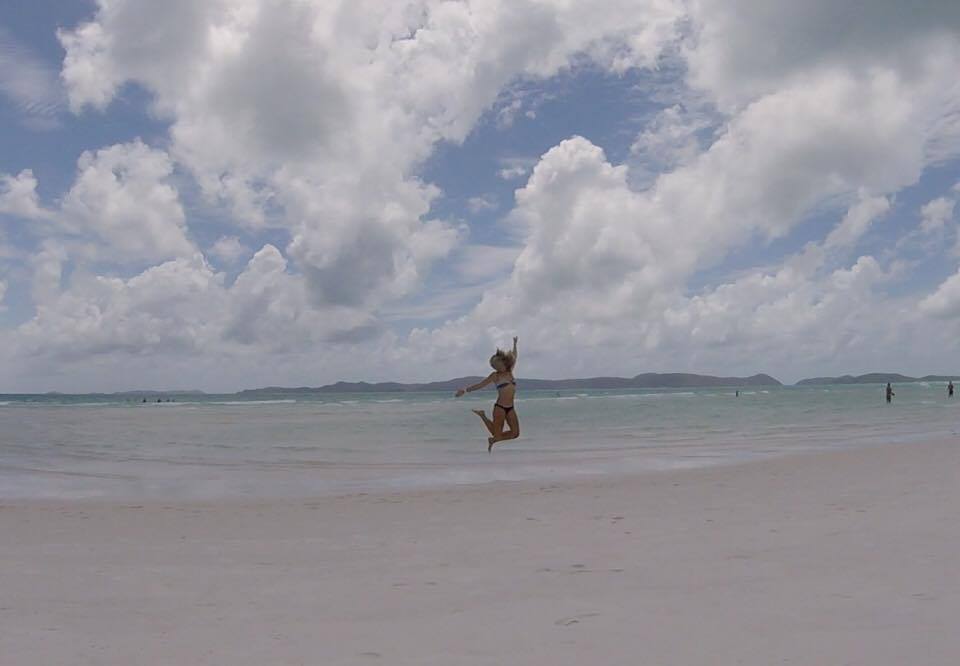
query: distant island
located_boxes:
[796,373,958,386]
[110,390,206,396]
[18,373,960,398]
[43,390,206,397]
[239,373,782,395]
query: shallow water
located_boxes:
[1,384,957,499]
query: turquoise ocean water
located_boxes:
[1,383,957,500]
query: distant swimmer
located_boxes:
[735,390,740,397]
[886,382,895,404]
[456,336,520,452]
[949,381,955,398]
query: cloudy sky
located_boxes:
[2,1,960,392]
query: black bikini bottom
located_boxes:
[494,403,514,414]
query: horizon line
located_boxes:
[6,371,960,396]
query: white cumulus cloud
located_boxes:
[208,235,251,265]
[920,196,956,233]
[60,140,194,262]
[55,0,688,315]
[409,2,960,382]
[0,170,54,220]
[5,0,960,389]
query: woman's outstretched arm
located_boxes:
[512,336,518,363]
[456,373,496,397]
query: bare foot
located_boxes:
[488,436,496,452]
[471,409,486,418]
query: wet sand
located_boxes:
[2,437,959,665]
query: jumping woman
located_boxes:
[455,336,519,452]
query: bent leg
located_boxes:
[471,410,496,436]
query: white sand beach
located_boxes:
[3,437,959,665]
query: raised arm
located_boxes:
[455,373,496,397]
[512,336,518,363]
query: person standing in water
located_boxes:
[949,381,954,398]
[886,382,895,404]
[455,336,519,452]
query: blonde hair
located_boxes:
[491,348,516,372]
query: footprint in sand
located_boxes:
[554,613,601,626]
[567,563,625,575]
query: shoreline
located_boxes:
[3,436,959,664]
[1,429,954,507]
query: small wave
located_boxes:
[0,401,10,406]
[208,399,297,406]
[586,391,697,400]
[373,399,404,403]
